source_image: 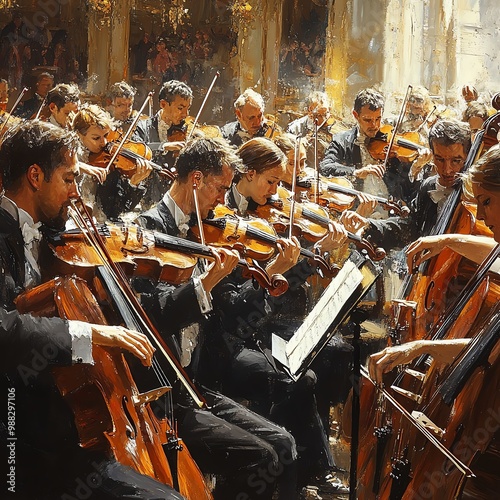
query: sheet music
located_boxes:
[272,255,379,380]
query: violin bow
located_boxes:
[360,366,475,478]
[382,84,413,170]
[288,135,301,239]
[104,90,155,174]
[67,198,207,409]
[0,86,28,138]
[34,94,47,121]
[186,70,220,142]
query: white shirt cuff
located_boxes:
[192,276,213,314]
[68,320,94,364]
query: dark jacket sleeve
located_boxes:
[0,308,72,371]
[320,128,359,177]
[96,169,146,220]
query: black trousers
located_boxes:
[11,447,184,500]
[220,347,334,487]
[177,388,298,500]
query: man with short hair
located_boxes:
[221,88,274,147]
[286,90,336,166]
[106,80,137,127]
[135,79,193,206]
[0,120,182,499]
[320,87,426,207]
[15,71,54,119]
[44,82,81,128]
[342,119,472,250]
[136,137,299,500]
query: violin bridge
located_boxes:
[390,385,423,404]
[403,368,426,381]
[411,411,444,438]
[133,386,171,406]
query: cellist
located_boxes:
[367,145,500,498]
[0,120,183,499]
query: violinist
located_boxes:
[286,90,335,166]
[221,88,280,147]
[135,79,193,206]
[366,146,500,499]
[219,137,349,494]
[320,87,428,211]
[72,104,152,222]
[342,119,471,252]
[44,82,81,128]
[106,80,138,130]
[462,100,490,141]
[400,85,433,140]
[135,137,298,500]
[14,71,53,120]
[0,120,183,499]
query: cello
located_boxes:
[17,199,213,499]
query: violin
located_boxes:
[198,204,340,278]
[168,116,222,143]
[367,124,423,162]
[49,218,288,297]
[262,114,283,140]
[296,172,410,217]
[88,139,177,181]
[256,186,386,262]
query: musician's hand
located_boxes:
[410,147,432,181]
[315,221,348,252]
[368,343,421,385]
[266,236,301,275]
[355,163,385,179]
[91,324,155,367]
[406,235,451,271]
[356,192,377,217]
[201,247,240,293]
[129,157,153,186]
[340,210,369,236]
[79,163,108,184]
[162,141,185,152]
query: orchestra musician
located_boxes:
[367,145,500,499]
[218,137,349,493]
[400,85,433,139]
[286,90,336,166]
[221,88,280,147]
[71,104,152,222]
[14,71,54,120]
[0,120,183,499]
[135,137,299,500]
[105,80,138,129]
[44,83,81,128]
[341,119,471,251]
[135,79,193,207]
[320,87,430,212]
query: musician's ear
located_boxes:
[191,170,203,187]
[352,109,359,121]
[27,164,43,191]
[245,169,255,182]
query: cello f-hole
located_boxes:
[425,281,436,312]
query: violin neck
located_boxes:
[153,232,213,258]
[395,137,421,152]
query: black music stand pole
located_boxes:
[349,307,367,500]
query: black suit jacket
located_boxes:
[0,207,91,493]
[365,175,439,250]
